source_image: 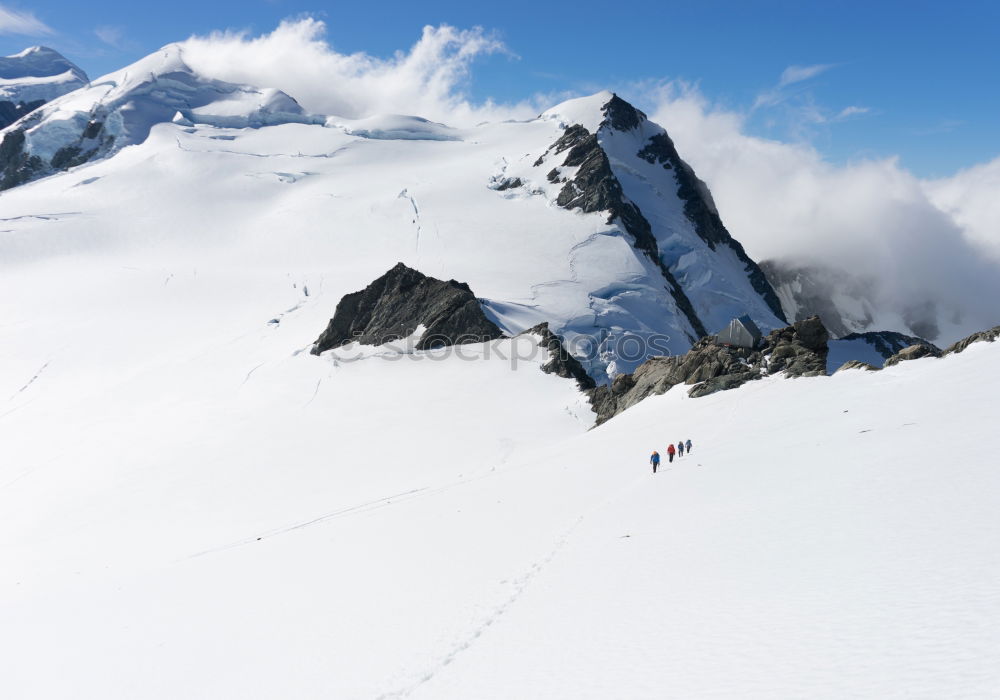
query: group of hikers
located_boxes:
[649,440,693,473]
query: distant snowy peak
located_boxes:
[0,46,87,98]
[0,44,319,189]
[0,46,88,128]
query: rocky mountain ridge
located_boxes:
[310,262,999,426]
[587,315,829,424]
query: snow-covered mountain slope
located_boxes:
[544,93,786,333]
[0,76,785,380]
[2,43,998,699]
[0,46,87,105]
[0,45,317,189]
[0,46,88,129]
[2,293,997,697]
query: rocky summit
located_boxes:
[311,263,504,354]
[589,315,830,424]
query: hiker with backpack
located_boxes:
[677,440,685,457]
[667,443,676,463]
[685,439,692,454]
[650,451,661,474]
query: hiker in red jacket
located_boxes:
[667,443,676,463]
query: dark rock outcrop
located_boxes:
[883,343,943,367]
[763,316,829,377]
[520,323,596,391]
[943,326,1000,356]
[835,325,997,371]
[840,330,940,361]
[589,315,831,424]
[837,360,880,372]
[0,99,45,130]
[0,129,44,190]
[311,263,504,354]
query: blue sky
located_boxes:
[2,0,997,177]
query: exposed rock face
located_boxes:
[884,343,943,367]
[943,326,1000,356]
[765,316,829,377]
[589,315,830,424]
[840,331,940,360]
[0,99,44,130]
[837,360,880,372]
[520,323,596,392]
[0,129,43,190]
[834,325,996,372]
[312,263,504,354]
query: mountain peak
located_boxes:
[540,90,614,132]
[601,93,646,131]
[0,45,87,82]
[0,46,89,129]
[540,91,649,134]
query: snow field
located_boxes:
[2,78,998,699]
[2,278,998,697]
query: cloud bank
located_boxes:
[645,83,1000,341]
[179,19,541,126]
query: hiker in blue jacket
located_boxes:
[685,439,692,454]
[650,450,661,474]
[677,440,685,457]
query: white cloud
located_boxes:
[644,82,1000,340]
[778,63,836,87]
[0,4,52,36]
[924,157,1000,261]
[754,63,835,110]
[834,105,869,120]
[752,64,863,129]
[178,19,543,126]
